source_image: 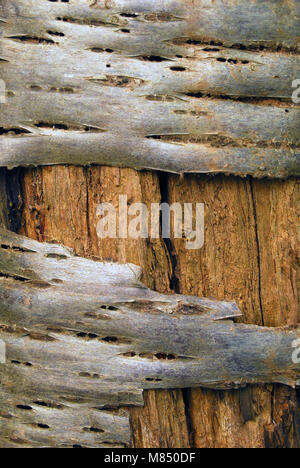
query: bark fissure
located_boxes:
[158,172,180,294]
[250,179,264,327]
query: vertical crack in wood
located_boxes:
[158,172,180,294]
[250,178,264,327]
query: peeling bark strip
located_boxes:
[0,228,299,447]
[0,0,299,177]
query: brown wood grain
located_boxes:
[19,165,190,448]
[9,167,298,448]
[167,174,300,448]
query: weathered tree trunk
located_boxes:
[0,167,298,448]
[0,225,300,448]
[0,0,299,449]
[0,0,299,177]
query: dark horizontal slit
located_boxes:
[78,372,100,379]
[84,427,104,433]
[16,405,32,411]
[0,127,31,136]
[170,66,186,71]
[89,47,114,54]
[29,85,43,91]
[0,244,35,253]
[147,133,300,149]
[216,57,249,65]
[146,135,162,139]
[185,92,295,107]
[9,36,56,45]
[138,56,170,62]
[35,123,68,130]
[0,272,28,281]
[174,38,299,53]
[35,122,105,132]
[120,13,139,18]
[123,352,136,357]
[102,336,118,343]
[90,47,105,53]
[33,401,64,409]
[11,360,32,366]
[37,423,50,429]
[76,331,98,340]
[155,353,176,360]
[186,39,204,45]
[47,30,65,37]
[203,47,220,52]
[100,305,118,311]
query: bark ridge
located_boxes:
[0,228,299,447]
[0,0,299,177]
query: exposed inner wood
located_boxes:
[0,224,299,448]
[0,166,298,448]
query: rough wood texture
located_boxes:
[166,174,300,448]
[0,226,300,448]
[18,165,191,447]
[2,166,298,448]
[0,0,299,177]
[14,167,300,447]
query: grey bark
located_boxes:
[0,0,299,177]
[0,228,299,447]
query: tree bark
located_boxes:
[1,0,299,177]
[0,166,298,448]
[1,0,299,449]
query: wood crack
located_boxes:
[250,179,264,327]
